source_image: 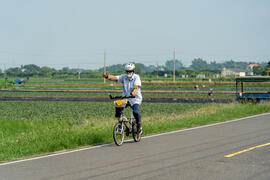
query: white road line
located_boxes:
[1,112,270,167]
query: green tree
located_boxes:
[61,67,70,74]
[165,60,184,71]
[265,61,270,76]
[135,63,144,75]
[223,60,248,70]
[208,61,222,70]
[99,64,124,73]
[22,64,41,77]
[40,66,52,77]
[5,67,23,77]
[253,66,264,75]
[190,58,208,70]
[53,67,74,78]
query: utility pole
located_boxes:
[104,49,106,83]
[173,49,176,82]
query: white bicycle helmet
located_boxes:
[125,63,135,71]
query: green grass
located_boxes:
[0,101,270,162]
[142,103,270,134]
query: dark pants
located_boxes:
[115,103,141,128]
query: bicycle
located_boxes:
[110,95,142,146]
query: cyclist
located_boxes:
[103,63,143,134]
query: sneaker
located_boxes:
[137,127,142,135]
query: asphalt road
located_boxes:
[1,113,270,180]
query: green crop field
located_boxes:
[2,77,270,93]
[0,91,235,99]
[0,101,206,122]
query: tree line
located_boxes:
[0,59,269,78]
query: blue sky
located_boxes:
[0,0,269,69]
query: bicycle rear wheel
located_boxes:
[113,122,125,146]
[132,123,142,142]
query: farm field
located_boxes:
[2,77,270,101]
[2,77,270,91]
[0,91,235,99]
[0,78,238,101]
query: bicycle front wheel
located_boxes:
[113,122,125,146]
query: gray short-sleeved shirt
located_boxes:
[116,73,142,106]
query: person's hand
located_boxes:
[103,72,109,79]
[130,91,136,97]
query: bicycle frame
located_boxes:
[111,95,141,145]
[120,108,135,131]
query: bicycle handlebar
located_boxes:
[109,94,135,99]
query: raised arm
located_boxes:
[103,72,118,81]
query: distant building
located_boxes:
[196,74,206,78]
[248,64,259,69]
[181,75,188,78]
[246,64,259,76]
[239,72,246,77]
[221,68,246,77]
